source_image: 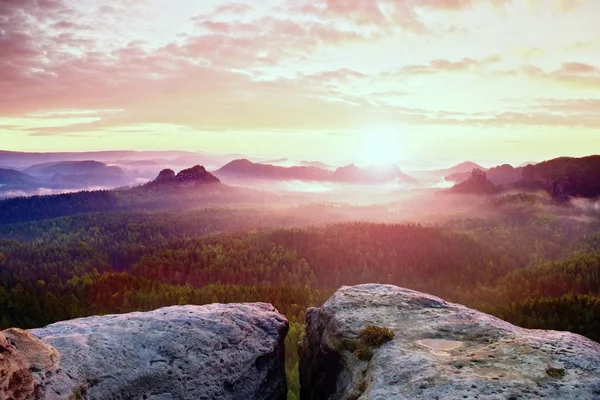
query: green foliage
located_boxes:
[359,326,395,347]
[546,367,566,379]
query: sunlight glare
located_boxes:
[359,128,401,166]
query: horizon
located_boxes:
[0,147,549,171]
[2,0,600,166]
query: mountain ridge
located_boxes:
[216,159,419,185]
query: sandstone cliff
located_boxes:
[2,303,288,400]
[300,284,600,400]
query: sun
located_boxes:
[358,129,401,166]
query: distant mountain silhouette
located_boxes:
[447,169,500,194]
[216,159,330,181]
[0,166,248,224]
[23,161,127,189]
[444,161,486,176]
[0,168,40,187]
[446,164,523,186]
[444,155,600,199]
[0,150,229,170]
[517,161,537,168]
[333,163,419,184]
[25,160,124,176]
[410,161,486,183]
[518,155,600,199]
[145,165,221,189]
[216,159,418,185]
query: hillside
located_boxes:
[0,168,39,187]
[521,155,600,199]
[447,169,500,194]
[25,160,122,176]
[20,160,128,190]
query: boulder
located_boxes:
[300,284,600,400]
[0,303,288,400]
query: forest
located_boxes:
[0,191,599,399]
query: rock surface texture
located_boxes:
[1,303,288,400]
[0,329,59,400]
[300,284,600,400]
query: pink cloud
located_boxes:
[51,21,93,30]
[384,55,501,76]
[1,0,598,140]
[212,3,254,15]
[558,62,600,75]
[516,62,600,87]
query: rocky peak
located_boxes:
[155,168,176,182]
[175,165,220,183]
[300,284,600,400]
[147,165,220,188]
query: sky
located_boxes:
[1,0,599,166]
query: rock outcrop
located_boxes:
[447,168,500,195]
[300,284,600,400]
[2,303,288,400]
[146,165,220,189]
[154,168,176,183]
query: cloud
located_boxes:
[515,62,600,87]
[557,62,599,74]
[1,0,599,153]
[383,55,501,77]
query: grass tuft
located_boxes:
[359,326,395,347]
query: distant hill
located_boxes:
[216,159,329,181]
[23,160,127,189]
[444,161,486,176]
[0,168,39,186]
[410,161,486,183]
[332,163,419,184]
[445,155,600,199]
[520,155,600,199]
[447,169,500,195]
[446,164,523,186]
[0,150,224,170]
[216,159,418,185]
[25,160,124,176]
